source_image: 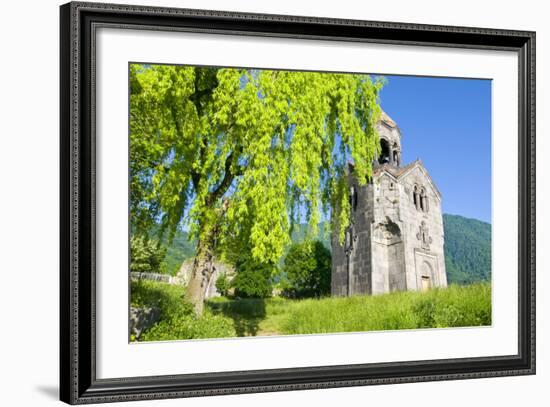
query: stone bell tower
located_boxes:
[331,111,447,296]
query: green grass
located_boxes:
[279,283,491,334]
[131,281,491,341]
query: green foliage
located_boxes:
[131,280,236,341]
[443,214,491,284]
[160,222,332,272]
[215,273,231,297]
[130,64,384,264]
[131,279,193,314]
[141,311,236,341]
[231,257,275,298]
[282,240,331,298]
[130,235,167,274]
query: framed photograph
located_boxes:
[60,1,535,404]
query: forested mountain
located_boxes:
[443,214,491,284]
[159,214,491,284]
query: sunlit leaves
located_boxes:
[130,64,383,264]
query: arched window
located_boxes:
[413,185,419,209]
[349,186,358,212]
[378,139,390,164]
[420,187,428,212]
[392,143,399,165]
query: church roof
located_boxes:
[373,160,416,177]
[377,110,402,141]
[373,160,442,200]
[379,111,397,128]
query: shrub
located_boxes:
[231,257,275,298]
[130,235,167,274]
[215,272,231,297]
[131,280,236,341]
[282,240,331,298]
[140,312,236,341]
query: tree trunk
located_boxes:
[185,238,215,316]
[185,201,229,316]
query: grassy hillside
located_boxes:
[159,214,492,284]
[132,280,491,341]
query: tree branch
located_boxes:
[207,152,236,207]
[190,170,201,191]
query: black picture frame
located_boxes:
[60,1,536,404]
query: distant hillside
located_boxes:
[160,214,491,284]
[443,214,491,285]
[290,222,331,249]
[162,231,196,275]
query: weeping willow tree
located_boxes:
[130,64,383,314]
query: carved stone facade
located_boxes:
[331,112,447,296]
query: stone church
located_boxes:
[331,111,447,296]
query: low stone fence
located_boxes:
[131,261,236,299]
[130,272,186,285]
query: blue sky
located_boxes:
[377,75,492,223]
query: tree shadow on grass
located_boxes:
[207,298,267,336]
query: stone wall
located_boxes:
[129,306,160,339]
[331,173,373,296]
[397,166,447,291]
